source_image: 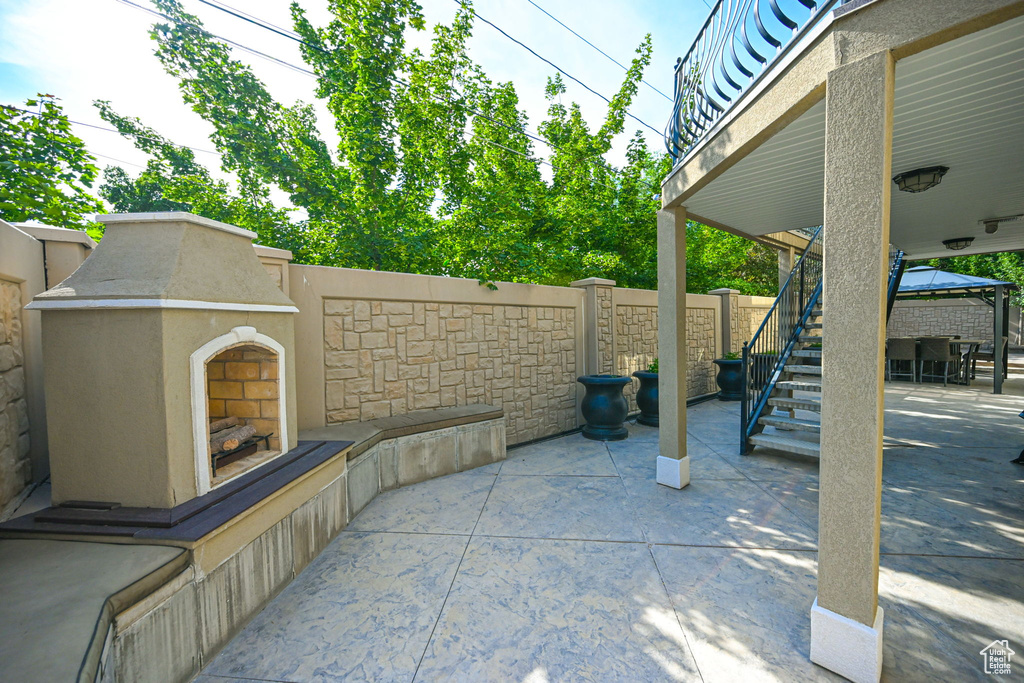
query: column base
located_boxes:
[810,598,884,683]
[656,455,690,489]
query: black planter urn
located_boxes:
[631,371,659,427]
[577,374,631,441]
[712,358,743,401]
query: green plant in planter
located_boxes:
[647,358,658,373]
[721,351,741,361]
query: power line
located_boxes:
[194,0,565,156]
[3,104,222,157]
[524,0,671,102]
[171,0,621,181]
[453,0,662,136]
[118,0,313,78]
[471,134,619,193]
[93,152,147,169]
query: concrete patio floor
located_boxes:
[199,381,1024,682]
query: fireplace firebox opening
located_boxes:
[191,327,290,494]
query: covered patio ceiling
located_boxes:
[683,13,1024,260]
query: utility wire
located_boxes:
[93,152,147,169]
[199,0,301,42]
[119,0,313,78]
[174,0,621,184]
[453,0,662,136]
[3,104,223,157]
[524,0,671,102]
[195,0,565,157]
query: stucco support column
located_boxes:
[571,277,616,376]
[656,207,689,489]
[811,51,893,683]
[709,288,739,354]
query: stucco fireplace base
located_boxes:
[27,213,300,510]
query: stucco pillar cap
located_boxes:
[569,277,616,288]
[15,223,97,249]
[708,288,740,295]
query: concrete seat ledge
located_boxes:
[0,539,188,683]
[299,404,504,461]
[300,404,507,521]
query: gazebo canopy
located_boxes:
[897,266,1015,295]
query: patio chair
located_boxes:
[919,337,959,386]
[886,338,917,382]
[970,336,1009,380]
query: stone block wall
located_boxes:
[616,304,658,411]
[291,262,779,444]
[887,298,1022,346]
[0,280,30,509]
[686,304,719,397]
[737,296,778,348]
[323,299,577,444]
[613,290,724,411]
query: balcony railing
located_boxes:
[665,0,847,161]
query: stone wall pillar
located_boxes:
[812,50,894,683]
[656,207,689,489]
[709,288,740,355]
[570,277,616,376]
[0,222,47,508]
[779,246,796,294]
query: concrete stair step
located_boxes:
[777,380,821,392]
[768,395,822,411]
[791,349,822,359]
[798,335,823,344]
[749,433,821,457]
[784,364,822,375]
[768,396,822,411]
[804,322,823,329]
[811,308,823,317]
[758,415,821,433]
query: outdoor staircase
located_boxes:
[747,305,824,457]
[740,232,905,459]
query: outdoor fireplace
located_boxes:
[28,212,299,509]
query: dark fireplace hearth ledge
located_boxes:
[0,440,353,542]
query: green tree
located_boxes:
[99,0,777,295]
[0,95,104,235]
[95,100,294,248]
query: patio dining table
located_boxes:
[913,337,986,385]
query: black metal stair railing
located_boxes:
[886,245,906,322]
[665,0,847,161]
[740,225,823,454]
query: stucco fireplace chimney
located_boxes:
[27,213,299,509]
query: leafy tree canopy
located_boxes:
[0,95,104,237]
[95,0,778,294]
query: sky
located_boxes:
[0,0,711,202]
